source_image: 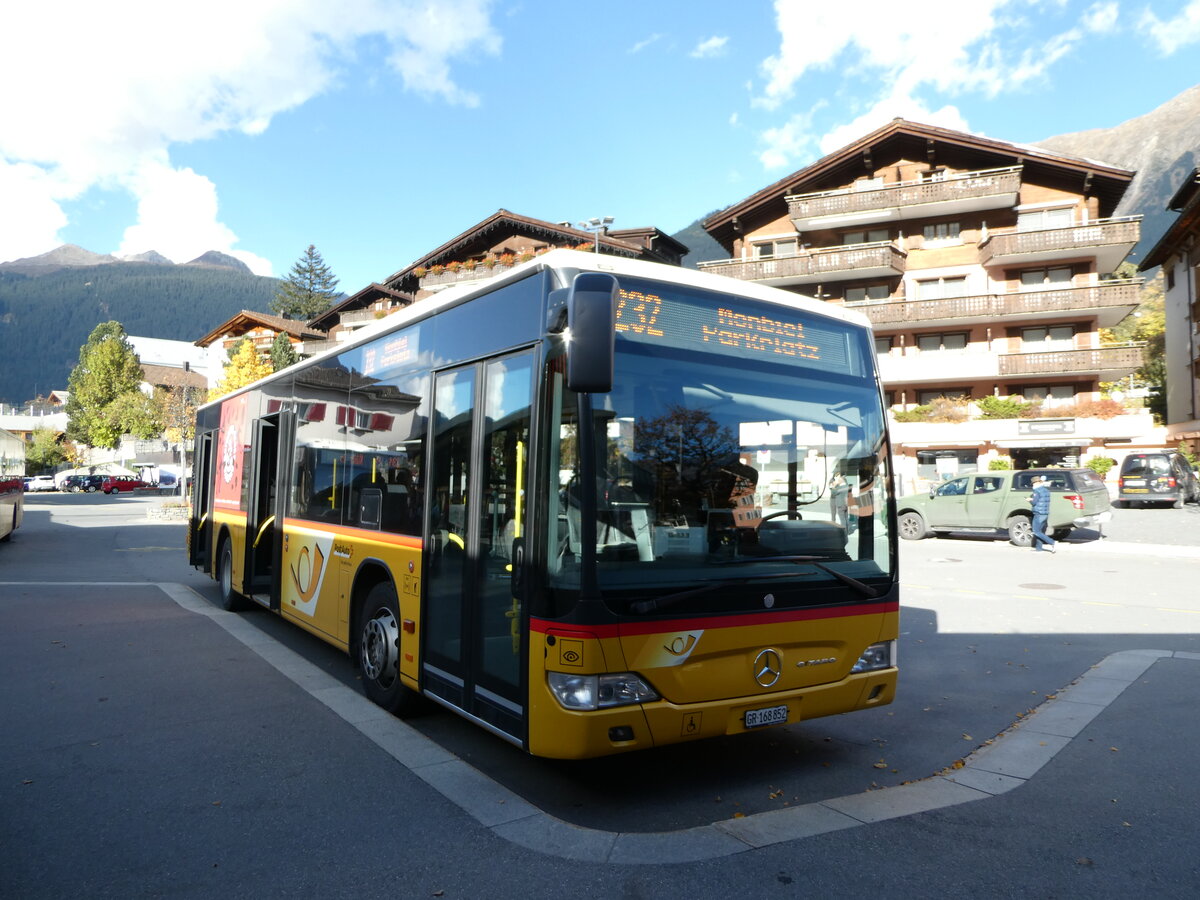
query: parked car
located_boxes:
[101,475,149,494]
[25,475,57,492]
[1115,451,1200,509]
[896,467,1112,547]
[62,474,105,493]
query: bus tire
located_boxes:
[217,538,248,611]
[358,582,420,715]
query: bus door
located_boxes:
[189,430,217,570]
[243,410,294,609]
[423,352,534,743]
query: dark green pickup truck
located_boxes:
[897,468,1112,547]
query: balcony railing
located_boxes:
[697,242,906,283]
[418,263,515,290]
[998,342,1146,377]
[786,166,1021,223]
[979,217,1140,266]
[847,280,1143,326]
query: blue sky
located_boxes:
[2,0,1198,293]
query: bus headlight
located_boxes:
[851,641,895,673]
[547,672,659,710]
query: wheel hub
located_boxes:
[361,609,399,682]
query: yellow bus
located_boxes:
[189,250,898,758]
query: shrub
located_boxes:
[977,394,1037,419]
[989,457,1013,471]
[925,396,970,423]
[1086,457,1116,478]
[893,405,931,423]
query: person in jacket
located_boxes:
[1029,475,1056,553]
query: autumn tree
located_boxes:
[26,427,67,472]
[65,321,150,449]
[1101,267,1166,422]
[271,244,340,320]
[210,339,273,400]
[270,332,300,372]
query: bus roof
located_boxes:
[199,248,871,410]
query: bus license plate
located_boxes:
[745,704,788,729]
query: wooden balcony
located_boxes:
[998,343,1146,380]
[787,166,1021,230]
[849,280,1142,330]
[979,217,1140,271]
[697,242,906,286]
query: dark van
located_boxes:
[1116,451,1200,509]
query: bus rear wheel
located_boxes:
[217,538,248,611]
[358,582,419,714]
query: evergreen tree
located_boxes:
[270,244,340,320]
[210,339,273,400]
[65,321,147,449]
[270,332,300,372]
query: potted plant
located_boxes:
[413,266,427,278]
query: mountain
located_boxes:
[1034,84,1200,263]
[0,254,280,404]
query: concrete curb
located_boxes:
[156,582,1184,864]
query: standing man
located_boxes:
[1029,475,1056,553]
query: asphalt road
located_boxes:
[3,492,1199,896]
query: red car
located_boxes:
[101,475,149,494]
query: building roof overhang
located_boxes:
[194,310,327,347]
[703,118,1136,250]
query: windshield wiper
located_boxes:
[628,572,800,615]
[713,556,881,599]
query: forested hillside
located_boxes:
[0,263,280,403]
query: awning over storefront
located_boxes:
[993,438,1092,448]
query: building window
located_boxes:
[753,238,799,259]
[1017,207,1074,232]
[916,331,969,352]
[852,177,884,192]
[1019,266,1073,288]
[874,335,894,354]
[1021,325,1075,350]
[922,221,961,242]
[847,284,890,303]
[916,276,968,300]
[884,391,896,407]
[916,449,978,481]
[1021,385,1075,408]
[1166,266,1175,290]
[842,227,889,245]
[917,388,970,404]
[920,168,947,182]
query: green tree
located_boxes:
[65,321,147,449]
[210,339,273,400]
[270,332,300,372]
[104,390,163,440]
[1102,270,1166,422]
[26,427,67,472]
[270,244,340,320]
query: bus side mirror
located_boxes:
[566,272,617,393]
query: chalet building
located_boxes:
[1139,168,1200,457]
[306,283,413,356]
[381,209,688,300]
[194,310,327,389]
[701,119,1160,490]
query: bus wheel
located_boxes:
[359,583,419,714]
[217,539,248,611]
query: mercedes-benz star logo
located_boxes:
[753,648,782,687]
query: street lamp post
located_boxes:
[576,216,614,252]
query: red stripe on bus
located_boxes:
[531,600,898,639]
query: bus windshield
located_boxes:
[545,281,893,618]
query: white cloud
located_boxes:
[1139,0,1200,54]
[0,0,501,266]
[691,36,729,59]
[752,0,1122,171]
[628,34,663,54]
